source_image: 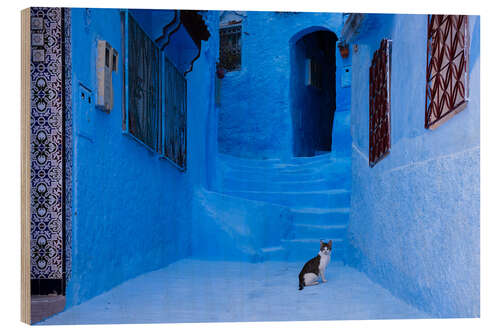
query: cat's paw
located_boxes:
[322,279,328,283]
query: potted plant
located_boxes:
[338,42,349,58]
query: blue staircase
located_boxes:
[217,152,351,262]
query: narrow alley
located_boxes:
[25,7,479,325]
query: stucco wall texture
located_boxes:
[217,12,351,159]
[67,8,219,307]
[347,14,480,317]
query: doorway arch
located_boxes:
[290,28,338,157]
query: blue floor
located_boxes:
[40,153,430,324]
[40,259,429,324]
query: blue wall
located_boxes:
[346,14,480,317]
[67,8,219,307]
[217,12,349,159]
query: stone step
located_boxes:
[223,189,350,209]
[222,166,351,188]
[289,152,336,164]
[221,157,351,174]
[223,169,333,182]
[263,238,345,261]
[260,246,287,261]
[290,207,350,226]
[290,223,348,240]
[222,158,350,176]
[218,152,336,168]
[218,153,281,163]
[222,177,339,192]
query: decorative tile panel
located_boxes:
[30,7,70,280]
[63,7,72,283]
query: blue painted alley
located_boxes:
[29,8,479,324]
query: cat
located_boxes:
[298,240,332,290]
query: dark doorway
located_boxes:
[290,30,338,157]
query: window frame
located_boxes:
[122,11,162,154]
[162,55,187,171]
[369,38,392,168]
[425,15,470,130]
[219,24,242,72]
[121,11,188,171]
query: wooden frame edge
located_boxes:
[21,7,31,325]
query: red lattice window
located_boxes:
[369,39,392,167]
[425,15,469,129]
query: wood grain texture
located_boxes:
[21,7,31,324]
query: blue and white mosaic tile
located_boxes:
[30,7,72,281]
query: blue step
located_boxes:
[217,154,281,167]
[220,153,350,173]
[221,159,350,175]
[260,246,287,261]
[223,171,324,183]
[222,177,339,192]
[219,152,337,169]
[289,153,337,164]
[222,159,350,178]
[264,238,345,261]
[290,207,350,225]
[223,189,350,209]
[290,223,348,240]
[222,166,330,181]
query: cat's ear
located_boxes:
[320,240,324,246]
[328,240,333,248]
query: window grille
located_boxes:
[219,25,241,71]
[369,39,392,167]
[425,15,469,129]
[126,13,162,152]
[123,12,188,170]
[164,57,187,170]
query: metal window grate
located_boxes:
[219,25,241,71]
[123,13,187,170]
[127,13,162,152]
[369,39,392,167]
[425,15,469,129]
[163,57,187,170]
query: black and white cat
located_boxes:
[298,240,332,290]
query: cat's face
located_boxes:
[320,240,333,255]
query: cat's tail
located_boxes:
[298,272,305,290]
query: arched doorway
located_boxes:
[290,29,338,157]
